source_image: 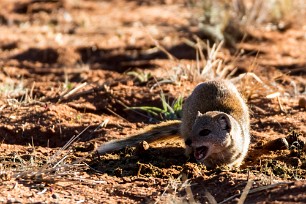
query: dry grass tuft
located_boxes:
[155,174,197,204]
[196,0,304,46]
[0,120,108,187]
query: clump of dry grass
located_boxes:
[155,174,198,204]
[0,75,42,107]
[160,37,270,98]
[0,77,26,100]
[151,39,230,86]
[0,120,108,187]
[196,0,303,46]
[178,39,227,82]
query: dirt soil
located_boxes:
[0,0,305,203]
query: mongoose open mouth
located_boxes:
[194,146,209,161]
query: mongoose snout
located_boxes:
[194,146,209,161]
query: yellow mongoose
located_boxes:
[97,80,250,168]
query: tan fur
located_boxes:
[97,80,250,168]
[181,80,250,168]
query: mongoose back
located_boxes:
[97,80,250,168]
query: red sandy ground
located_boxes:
[0,0,305,203]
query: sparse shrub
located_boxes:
[127,92,183,121]
[196,0,300,46]
[127,70,153,84]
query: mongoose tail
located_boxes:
[97,120,181,155]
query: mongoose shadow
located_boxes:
[89,146,187,177]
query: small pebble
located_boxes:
[298,97,306,108]
[52,193,58,199]
[264,138,289,151]
[137,141,150,153]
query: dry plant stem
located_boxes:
[238,179,253,204]
[204,190,217,204]
[154,175,191,204]
[47,125,91,166]
[199,41,224,80]
[29,81,35,101]
[55,84,108,102]
[154,181,170,204]
[277,96,287,113]
[266,92,281,99]
[137,163,143,177]
[143,26,177,61]
[182,173,197,204]
[231,72,267,88]
[58,82,87,102]
[106,107,129,123]
[219,181,294,204]
[53,119,109,165]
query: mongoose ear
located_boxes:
[217,114,231,132]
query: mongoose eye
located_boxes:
[199,129,211,137]
[185,138,192,146]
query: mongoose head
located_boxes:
[185,111,240,166]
